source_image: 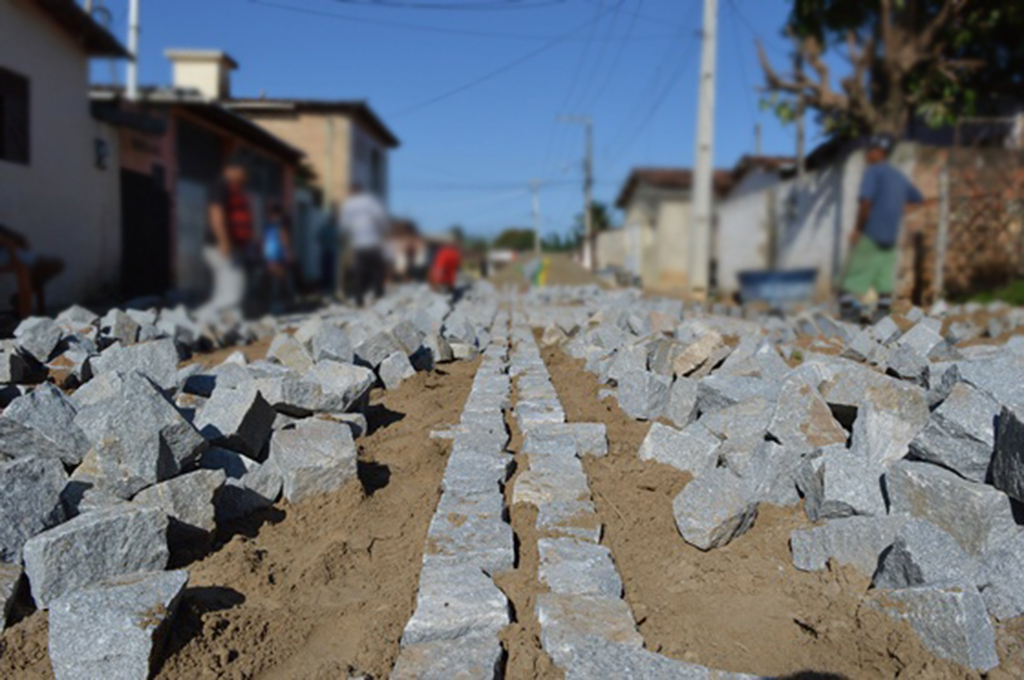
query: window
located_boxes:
[0,68,30,165]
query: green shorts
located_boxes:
[842,236,897,297]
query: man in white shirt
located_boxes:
[340,183,390,306]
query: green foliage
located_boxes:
[493,228,537,252]
[573,201,616,234]
[970,280,1024,307]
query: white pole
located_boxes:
[531,179,541,256]
[126,0,140,101]
[687,0,718,299]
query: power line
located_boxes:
[251,0,678,41]
[389,3,621,117]
[328,0,564,10]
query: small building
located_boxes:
[0,0,129,308]
[92,80,304,299]
[614,167,733,293]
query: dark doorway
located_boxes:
[120,169,171,299]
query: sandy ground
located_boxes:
[489,254,609,291]
[541,343,1024,679]
[0,358,481,680]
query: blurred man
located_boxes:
[839,134,924,323]
[0,223,64,317]
[200,157,255,319]
[340,183,389,307]
[430,232,462,297]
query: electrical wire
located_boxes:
[726,0,758,134]
[388,2,621,117]
[328,0,564,10]
[251,0,677,40]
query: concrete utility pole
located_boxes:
[688,0,718,299]
[126,0,140,101]
[559,115,594,270]
[531,179,542,256]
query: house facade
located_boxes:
[614,168,733,293]
[0,0,128,308]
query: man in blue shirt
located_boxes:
[839,134,925,323]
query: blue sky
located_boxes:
[89,0,828,239]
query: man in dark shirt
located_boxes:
[199,158,255,319]
[839,134,925,322]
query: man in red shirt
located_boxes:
[429,233,461,295]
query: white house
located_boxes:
[614,167,733,293]
[0,0,129,308]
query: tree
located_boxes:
[493,228,536,251]
[758,1,1022,137]
[574,201,615,234]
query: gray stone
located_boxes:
[672,468,758,550]
[132,469,225,541]
[380,351,416,390]
[356,330,403,368]
[978,534,1024,621]
[425,506,514,575]
[702,396,773,442]
[100,309,141,346]
[801,450,886,520]
[392,637,504,680]
[536,593,643,668]
[886,460,1019,557]
[0,456,67,563]
[536,501,602,543]
[665,377,699,428]
[72,373,207,498]
[266,418,357,504]
[307,360,375,413]
[873,519,978,589]
[638,422,719,477]
[740,441,801,507]
[194,383,275,458]
[869,584,998,672]
[0,383,90,465]
[401,559,509,645]
[697,375,779,414]
[14,317,62,363]
[200,447,282,522]
[512,468,590,507]
[672,331,724,377]
[48,569,188,680]
[70,371,125,409]
[850,381,929,467]
[0,341,35,384]
[55,304,99,331]
[424,332,454,364]
[391,318,425,355]
[992,404,1024,503]
[538,538,622,598]
[616,370,670,421]
[0,563,21,629]
[791,515,909,576]
[647,338,684,377]
[531,422,607,458]
[91,338,179,391]
[251,375,322,418]
[22,505,168,608]
[909,383,999,482]
[605,343,647,386]
[559,636,754,680]
[768,379,846,455]
[898,322,944,357]
[267,333,315,373]
[311,323,354,364]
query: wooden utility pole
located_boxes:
[688,0,718,298]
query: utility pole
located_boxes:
[688,0,718,299]
[126,0,140,101]
[559,115,594,270]
[531,179,542,256]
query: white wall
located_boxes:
[716,169,777,293]
[595,229,624,270]
[0,0,122,308]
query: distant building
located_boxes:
[0,0,129,308]
[613,167,733,293]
